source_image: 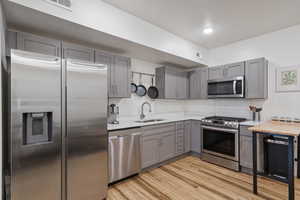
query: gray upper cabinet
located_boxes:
[17,32,61,57]
[209,62,245,80]
[189,68,208,99]
[163,68,177,99]
[224,62,245,78]
[6,30,17,56]
[245,58,268,99]
[112,56,131,98]
[156,66,189,99]
[208,66,224,80]
[176,72,189,99]
[62,42,95,62]
[95,50,114,96]
[95,50,131,98]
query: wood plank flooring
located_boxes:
[108,156,300,200]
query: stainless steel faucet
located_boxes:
[140,101,152,120]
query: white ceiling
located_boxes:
[5,1,206,67]
[103,0,300,49]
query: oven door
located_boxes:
[201,125,239,161]
[207,76,244,98]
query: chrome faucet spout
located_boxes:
[140,101,152,120]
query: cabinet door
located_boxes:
[245,58,268,99]
[224,62,245,78]
[159,131,176,162]
[164,69,177,99]
[141,134,160,168]
[189,70,201,99]
[95,50,113,97]
[176,72,189,99]
[112,56,131,98]
[208,66,224,80]
[184,120,191,153]
[199,68,208,99]
[191,121,201,153]
[240,135,253,169]
[189,68,208,99]
[17,32,61,56]
[62,42,94,62]
[6,30,17,56]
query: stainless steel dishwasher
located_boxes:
[108,128,142,183]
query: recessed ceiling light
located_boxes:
[203,27,213,35]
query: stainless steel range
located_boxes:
[200,116,246,171]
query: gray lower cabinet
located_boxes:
[191,120,201,153]
[95,50,131,98]
[245,58,268,99]
[239,125,265,173]
[62,41,95,62]
[189,68,208,99]
[141,134,160,168]
[141,123,176,168]
[240,134,253,169]
[159,131,176,162]
[184,120,191,153]
[175,122,185,156]
[156,66,189,99]
[17,31,61,57]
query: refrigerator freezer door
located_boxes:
[10,50,62,200]
[66,60,108,200]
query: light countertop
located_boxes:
[240,121,265,126]
[249,121,300,137]
[108,114,206,131]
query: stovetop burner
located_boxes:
[204,116,247,122]
[201,116,247,129]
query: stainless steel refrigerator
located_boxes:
[8,49,108,200]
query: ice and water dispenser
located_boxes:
[23,112,53,145]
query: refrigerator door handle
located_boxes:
[13,49,60,63]
[67,59,107,68]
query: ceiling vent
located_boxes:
[46,0,72,10]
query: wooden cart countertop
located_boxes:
[248,121,300,137]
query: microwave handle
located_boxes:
[233,80,237,95]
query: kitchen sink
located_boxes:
[135,119,165,123]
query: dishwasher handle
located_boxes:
[265,139,288,146]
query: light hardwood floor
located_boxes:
[108,156,300,200]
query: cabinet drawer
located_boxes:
[142,123,175,136]
[176,136,184,144]
[176,146,184,153]
[176,122,184,130]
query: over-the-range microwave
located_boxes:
[207,76,244,98]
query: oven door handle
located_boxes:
[201,125,238,134]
